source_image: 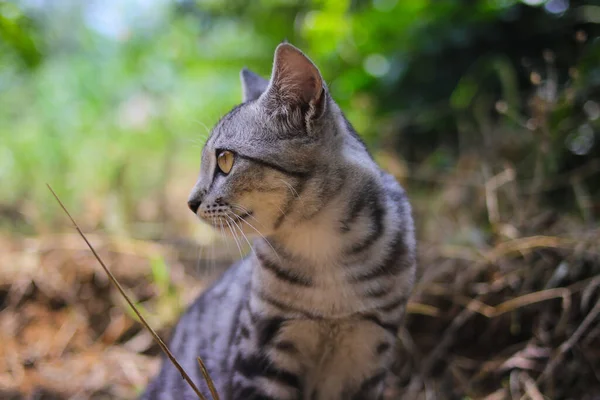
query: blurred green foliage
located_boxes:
[1,0,598,234]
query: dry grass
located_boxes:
[0,231,224,399]
[393,229,600,399]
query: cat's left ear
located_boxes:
[263,43,326,123]
[240,68,269,102]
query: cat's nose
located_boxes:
[188,184,205,214]
[187,198,201,214]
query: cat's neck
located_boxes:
[265,143,377,267]
[267,197,354,266]
[265,114,380,267]
[248,169,388,318]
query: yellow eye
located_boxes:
[217,150,235,174]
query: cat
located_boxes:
[142,43,416,400]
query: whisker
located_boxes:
[225,218,244,260]
[218,218,235,261]
[210,217,216,272]
[275,204,288,219]
[192,120,212,136]
[230,203,267,230]
[185,136,210,149]
[228,215,254,253]
[279,178,300,199]
[218,218,225,237]
[187,138,207,144]
[229,210,281,262]
[230,203,253,219]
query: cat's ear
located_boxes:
[240,68,269,102]
[263,43,326,122]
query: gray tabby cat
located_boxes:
[142,43,416,400]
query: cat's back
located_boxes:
[141,259,252,400]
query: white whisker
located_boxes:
[192,120,212,136]
[225,218,244,260]
[279,178,300,199]
[230,203,267,230]
[230,211,281,262]
[218,218,236,261]
[228,215,254,253]
[210,217,217,272]
[276,204,288,218]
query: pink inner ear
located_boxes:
[273,45,323,105]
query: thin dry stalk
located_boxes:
[519,372,544,400]
[47,184,212,400]
[483,388,508,400]
[538,297,600,384]
[485,236,574,262]
[484,167,516,226]
[198,357,220,400]
[422,301,480,376]
[492,288,570,317]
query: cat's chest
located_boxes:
[264,318,395,397]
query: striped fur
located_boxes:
[142,43,416,400]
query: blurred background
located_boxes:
[1,0,599,398]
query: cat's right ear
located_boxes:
[240,68,269,102]
[262,43,326,128]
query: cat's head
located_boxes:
[187,43,345,238]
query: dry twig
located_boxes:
[198,357,220,400]
[47,184,214,400]
[537,297,600,384]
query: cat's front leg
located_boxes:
[342,371,387,400]
[305,320,396,400]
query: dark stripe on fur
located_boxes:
[352,229,409,282]
[365,285,393,298]
[256,250,313,286]
[234,353,302,391]
[388,187,406,204]
[275,340,299,354]
[222,272,251,391]
[253,288,319,318]
[340,179,373,232]
[348,188,385,254]
[340,196,366,232]
[351,370,387,400]
[240,324,251,338]
[237,153,311,179]
[232,385,256,399]
[255,317,285,348]
[231,385,265,400]
[379,295,408,313]
[231,382,281,400]
[361,314,398,336]
[376,342,391,354]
